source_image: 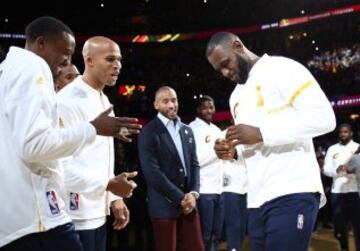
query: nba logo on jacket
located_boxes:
[297,214,304,230]
[46,191,60,215]
[69,192,79,210]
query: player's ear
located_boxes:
[232,40,244,53]
[154,100,159,110]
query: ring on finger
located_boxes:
[118,127,129,136]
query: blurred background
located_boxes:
[1,0,360,250]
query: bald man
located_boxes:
[138,86,205,251]
[55,63,79,92]
[57,36,141,251]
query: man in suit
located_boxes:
[138,86,205,251]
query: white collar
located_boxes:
[76,76,103,97]
[247,53,269,81]
[157,112,181,127]
[194,117,212,127]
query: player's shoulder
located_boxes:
[210,122,222,133]
[268,54,298,64]
[57,78,88,100]
[141,118,158,132]
[7,47,51,78]
[350,141,360,148]
[351,140,359,145]
[267,55,306,71]
[189,119,201,129]
[188,119,196,127]
[327,143,339,152]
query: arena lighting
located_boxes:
[158,34,172,42]
[1,4,359,43]
[331,95,360,108]
[350,114,360,120]
[118,85,146,96]
[131,34,180,43]
[132,35,149,43]
[0,33,24,39]
[170,33,180,41]
[0,33,11,38]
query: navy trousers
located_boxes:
[77,223,107,251]
[248,193,320,251]
[198,193,225,251]
[331,192,360,251]
[223,192,247,251]
[1,223,82,251]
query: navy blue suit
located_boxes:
[138,116,204,251]
[138,117,200,218]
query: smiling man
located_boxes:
[138,86,205,251]
[206,31,336,251]
[189,95,224,251]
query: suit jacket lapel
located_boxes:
[155,118,184,167]
[179,125,191,176]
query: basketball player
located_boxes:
[206,31,336,251]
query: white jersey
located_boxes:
[223,158,247,195]
[0,47,96,247]
[189,118,223,194]
[230,54,336,208]
[57,77,119,230]
[323,141,359,193]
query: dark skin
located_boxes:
[26,29,139,229]
[207,39,263,159]
[106,171,138,197]
[339,126,352,145]
[26,32,75,80]
[197,100,215,124]
[55,63,79,92]
[81,37,142,229]
[154,88,197,214]
[336,126,354,174]
[111,199,130,230]
[26,32,142,140]
[82,36,142,142]
[214,139,236,160]
[90,106,142,142]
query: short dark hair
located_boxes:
[25,16,74,43]
[206,31,237,57]
[196,95,214,109]
[154,86,176,101]
[339,123,353,132]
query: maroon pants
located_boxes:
[151,211,205,251]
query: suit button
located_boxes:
[180,184,184,188]
[179,169,183,173]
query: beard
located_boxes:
[235,54,251,84]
